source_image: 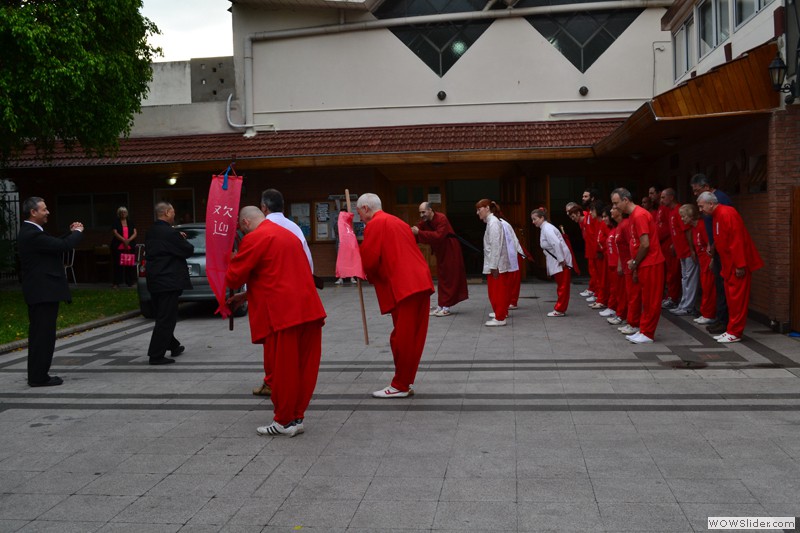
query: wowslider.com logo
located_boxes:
[708,517,795,530]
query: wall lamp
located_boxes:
[768,52,798,104]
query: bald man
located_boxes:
[226,206,326,436]
[412,202,468,316]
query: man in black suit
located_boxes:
[145,202,194,365]
[17,197,84,387]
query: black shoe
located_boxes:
[170,345,185,357]
[29,376,64,387]
[706,323,726,334]
[149,357,176,365]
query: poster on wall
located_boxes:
[290,202,311,238]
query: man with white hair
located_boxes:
[696,192,763,343]
[226,206,326,436]
[357,193,434,398]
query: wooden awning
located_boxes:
[594,41,779,158]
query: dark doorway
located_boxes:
[446,179,499,276]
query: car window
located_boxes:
[182,228,206,253]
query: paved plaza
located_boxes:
[1,280,799,532]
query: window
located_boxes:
[673,18,695,78]
[698,0,715,56]
[374,0,492,76]
[717,0,730,42]
[735,0,757,25]
[526,8,643,73]
[57,193,129,231]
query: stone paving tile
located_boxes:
[38,495,136,523]
[96,523,181,533]
[518,501,603,531]
[0,494,66,521]
[146,473,236,498]
[440,477,516,502]
[13,472,100,495]
[15,520,103,532]
[434,501,518,531]
[665,478,758,504]
[113,454,191,475]
[110,495,210,524]
[349,500,437,529]
[598,502,693,531]
[517,476,595,502]
[589,475,675,503]
[679,502,772,532]
[77,473,165,497]
[363,476,444,501]
[267,499,358,528]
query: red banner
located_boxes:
[335,211,365,279]
[206,172,243,318]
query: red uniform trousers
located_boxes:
[724,271,752,338]
[615,270,628,321]
[606,265,619,312]
[698,257,717,320]
[267,320,323,426]
[593,258,608,305]
[508,270,521,307]
[389,291,430,391]
[625,271,638,327]
[261,345,273,387]
[487,273,511,321]
[631,264,665,339]
[587,257,598,294]
[553,268,571,313]
[663,244,681,302]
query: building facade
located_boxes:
[5,0,799,331]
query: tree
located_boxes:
[0,0,161,161]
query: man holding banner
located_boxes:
[226,206,326,437]
[357,193,434,398]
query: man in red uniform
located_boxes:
[567,203,600,300]
[611,188,665,344]
[651,185,676,308]
[662,188,694,315]
[412,202,468,317]
[696,192,763,343]
[226,206,326,437]
[358,193,435,398]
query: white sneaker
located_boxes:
[599,308,616,317]
[434,307,452,317]
[257,420,299,437]
[485,318,507,327]
[607,316,623,325]
[372,386,414,398]
[334,279,344,285]
[627,332,654,344]
[508,304,518,310]
[547,310,565,317]
[618,325,639,335]
[489,312,495,318]
[694,316,715,325]
[716,333,741,343]
[579,290,594,297]
[586,296,597,302]
[430,306,442,316]
[661,298,677,309]
[350,278,357,284]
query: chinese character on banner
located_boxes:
[206,171,243,318]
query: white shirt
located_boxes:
[539,220,572,276]
[265,212,314,272]
[482,213,511,274]
[500,218,523,273]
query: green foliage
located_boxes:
[0,0,161,161]
[0,288,139,345]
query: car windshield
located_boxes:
[181,228,206,254]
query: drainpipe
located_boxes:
[229,0,673,135]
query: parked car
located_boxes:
[136,223,247,318]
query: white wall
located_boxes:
[233,5,672,131]
[131,101,231,136]
[142,61,192,106]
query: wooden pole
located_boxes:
[345,189,369,345]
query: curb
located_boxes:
[0,310,143,356]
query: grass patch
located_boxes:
[0,288,139,345]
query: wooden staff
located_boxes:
[345,189,369,345]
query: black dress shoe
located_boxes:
[29,376,64,387]
[149,357,176,366]
[170,345,185,357]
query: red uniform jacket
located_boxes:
[362,210,434,314]
[711,205,764,279]
[225,220,326,344]
[415,212,468,307]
